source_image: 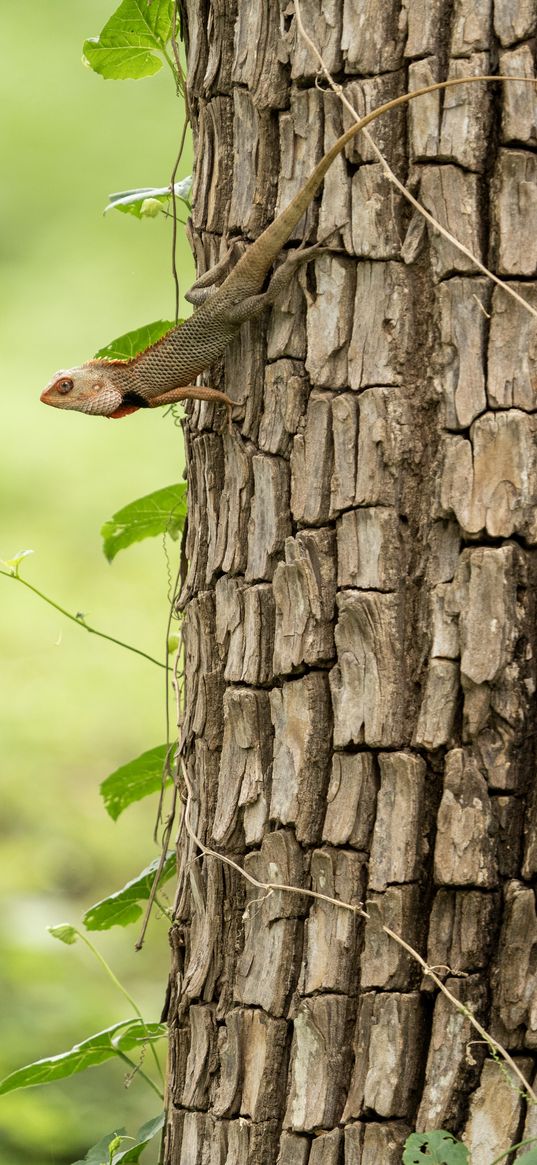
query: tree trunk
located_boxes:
[164,2,537,1161]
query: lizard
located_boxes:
[40,75,531,424]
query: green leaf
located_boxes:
[109,1137,130,1160]
[94,319,175,361]
[112,1113,165,1163]
[72,1116,165,1165]
[517,1152,537,1165]
[0,548,33,575]
[140,198,164,217]
[403,1132,469,1165]
[110,193,169,218]
[48,923,79,945]
[83,853,176,930]
[0,1022,135,1094]
[104,178,191,217]
[114,1021,167,1051]
[100,743,171,821]
[71,1129,126,1165]
[100,483,187,562]
[83,0,173,80]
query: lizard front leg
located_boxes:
[147,384,234,429]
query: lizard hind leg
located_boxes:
[227,242,334,327]
[186,240,247,305]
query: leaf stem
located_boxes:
[76,931,165,1087]
[0,569,167,670]
[489,1136,537,1165]
[162,46,180,90]
[154,895,172,919]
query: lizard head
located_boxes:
[40,365,126,417]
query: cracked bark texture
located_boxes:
[165,1,537,1161]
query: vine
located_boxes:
[1,2,190,1162]
[0,551,168,671]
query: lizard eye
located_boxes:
[56,378,74,395]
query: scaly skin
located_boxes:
[40,75,530,421]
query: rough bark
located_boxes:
[165,1,537,1161]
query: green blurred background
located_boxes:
[0,3,193,1161]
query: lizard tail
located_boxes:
[226,74,524,294]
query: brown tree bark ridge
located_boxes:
[165,1,537,1161]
